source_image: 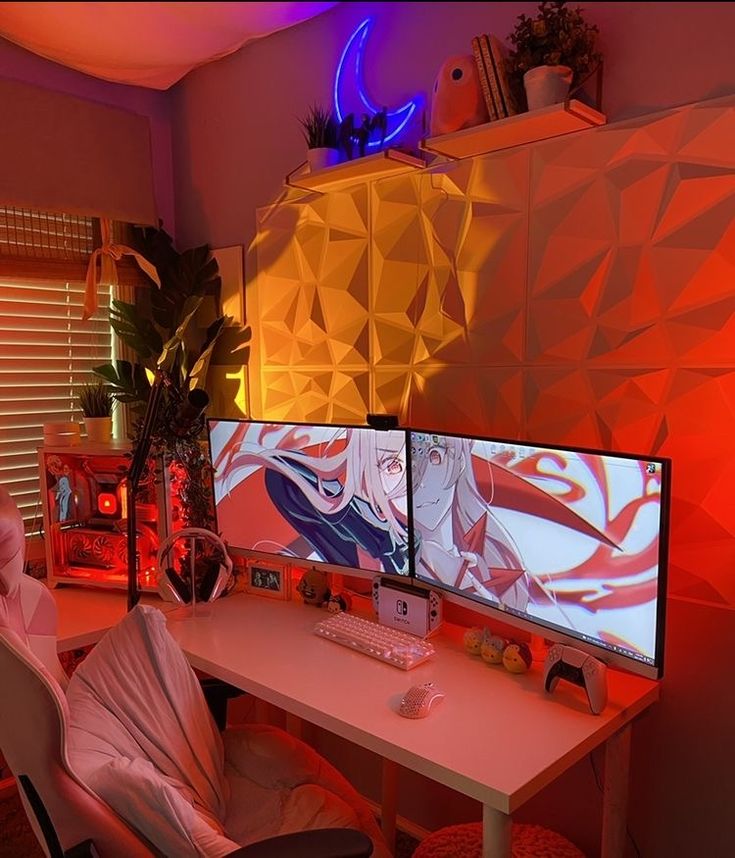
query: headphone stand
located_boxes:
[166,533,213,620]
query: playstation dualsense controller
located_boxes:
[543,644,607,715]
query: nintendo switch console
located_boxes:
[543,644,608,715]
[372,576,442,638]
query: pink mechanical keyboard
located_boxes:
[313,612,435,670]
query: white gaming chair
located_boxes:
[0,484,385,858]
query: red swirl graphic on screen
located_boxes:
[478,451,661,616]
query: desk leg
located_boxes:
[381,759,398,855]
[601,724,632,858]
[482,805,511,858]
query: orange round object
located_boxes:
[429,55,489,136]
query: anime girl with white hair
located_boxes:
[211,421,410,574]
[410,429,656,653]
[411,432,531,610]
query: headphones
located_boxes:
[156,527,233,605]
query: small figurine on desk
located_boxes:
[296,566,330,607]
[463,626,489,655]
[480,635,507,665]
[502,641,533,674]
[327,591,352,613]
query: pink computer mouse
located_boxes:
[398,682,445,719]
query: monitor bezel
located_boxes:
[407,427,670,680]
[207,417,413,579]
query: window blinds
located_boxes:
[0,208,113,528]
[0,278,112,528]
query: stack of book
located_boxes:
[471,34,517,122]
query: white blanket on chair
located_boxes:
[67,604,239,857]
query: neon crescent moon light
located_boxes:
[334,18,420,149]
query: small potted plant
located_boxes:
[506,0,601,111]
[299,104,340,171]
[78,381,114,443]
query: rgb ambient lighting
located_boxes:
[333,18,421,149]
[97,492,118,516]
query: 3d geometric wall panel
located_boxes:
[251,94,735,607]
[250,185,370,422]
[525,96,735,607]
[371,149,529,426]
[527,103,735,369]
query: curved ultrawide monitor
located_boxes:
[208,419,411,576]
[409,430,670,678]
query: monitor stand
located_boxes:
[530,633,547,664]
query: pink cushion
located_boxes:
[412,822,585,858]
[222,725,390,857]
[84,756,240,857]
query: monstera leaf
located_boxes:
[109,300,163,362]
[158,297,204,380]
[93,360,152,413]
[151,249,220,331]
[187,315,251,391]
[133,225,221,332]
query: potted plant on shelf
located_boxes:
[506,0,601,112]
[78,381,114,443]
[299,104,340,171]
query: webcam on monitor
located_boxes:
[366,413,399,430]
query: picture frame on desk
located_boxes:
[244,559,291,600]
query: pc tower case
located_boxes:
[38,442,171,592]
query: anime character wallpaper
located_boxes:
[46,455,74,522]
[410,432,666,664]
[210,421,410,575]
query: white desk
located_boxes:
[55,587,156,650]
[55,588,659,858]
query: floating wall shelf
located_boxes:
[422,99,607,160]
[286,149,425,193]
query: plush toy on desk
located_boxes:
[480,635,508,665]
[296,566,330,607]
[327,591,352,613]
[463,626,489,655]
[502,641,533,674]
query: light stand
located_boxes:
[126,371,166,611]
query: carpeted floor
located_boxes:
[0,789,43,857]
[0,787,418,857]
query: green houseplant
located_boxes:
[506,0,601,111]
[79,381,114,418]
[94,224,251,534]
[299,103,340,171]
[78,381,114,443]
